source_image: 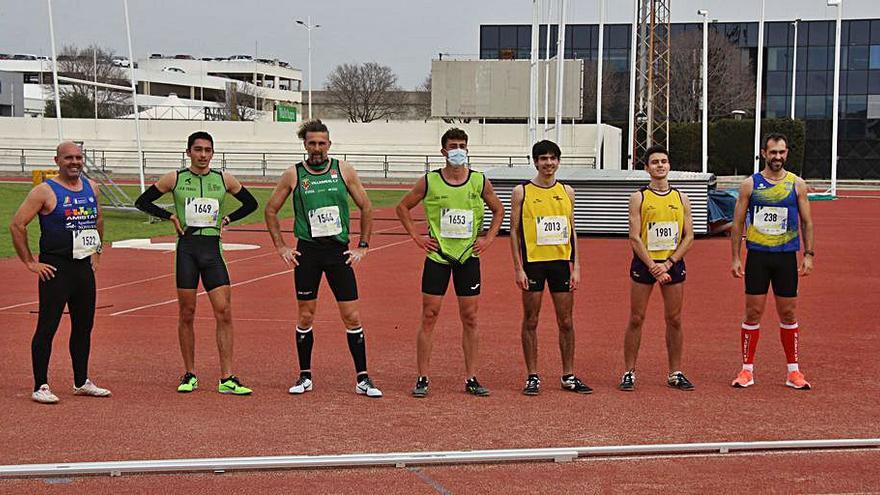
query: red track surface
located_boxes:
[1,197,878,493]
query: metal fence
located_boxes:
[0,147,597,179]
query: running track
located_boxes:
[0,196,878,493]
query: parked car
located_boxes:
[174,54,195,60]
[149,53,164,59]
[12,54,38,60]
[161,66,185,73]
[112,58,131,67]
[228,55,253,61]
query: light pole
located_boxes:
[753,0,766,173]
[828,0,842,197]
[296,16,320,120]
[790,19,800,119]
[698,9,709,174]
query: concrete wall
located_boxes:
[0,117,620,177]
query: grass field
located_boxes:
[0,183,406,259]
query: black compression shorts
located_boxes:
[176,235,230,291]
[421,257,481,297]
[745,250,798,297]
[294,240,358,302]
[523,260,571,292]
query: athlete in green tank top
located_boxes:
[264,120,383,398]
[134,131,259,396]
[291,158,350,244]
[423,169,486,264]
[396,127,505,398]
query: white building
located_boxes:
[0,55,303,120]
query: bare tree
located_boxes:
[45,44,131,118]
[324,62,405,122]
[669,30,756,122]
[206,81,265,121]
[582,66,628,121]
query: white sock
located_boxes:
[742,364,754,372]
[787,363,799,373]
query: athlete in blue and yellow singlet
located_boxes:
[730,133,815,390]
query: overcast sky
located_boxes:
[1,0,878,89]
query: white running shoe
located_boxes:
[355,377,383,398]
[32,384,59,404]
[288,376,313,394]
[73,379,112,397]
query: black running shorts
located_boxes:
[294,240,358,302]
[523,260,571,292]
[629,256,687,285]
[176,235,230,291]
[745,250,798,297]
[421,256,481,297]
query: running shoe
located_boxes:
[288,376,313,395]
[522,374,541,396]
[465,377,490,397]
[666,371,695,391]
[355,376,383,398]
[619,370,635,391]
[411,376,429,398]
[74,379,112,397]
[731,369,755,388]
[218,376,253,395]
[785,370,811,390]
[32,384,59,404]
[177,372,198,393]
[561,375,593,394]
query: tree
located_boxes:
[324,62,405,122]
[669,30,756,123]
[582,66,629,121]
[44,44,132,118]
[206,81,265,121]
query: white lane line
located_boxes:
[0,222,416,313]
[0,249,277,312]
[109,237,413,317]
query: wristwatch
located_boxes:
[803,250,814,257]
[95,243,103,254]
[358,240,369,249]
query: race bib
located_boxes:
[753,206,788,235]
[72,229,101,259]
[439,208,473,239]
[185,197,220,227]
[536,215,569,245]
[308,205,343,237]
[647,221,679,252]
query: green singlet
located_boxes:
[172,168,226,236]
[423,169,485,264]
[292,159,350,244]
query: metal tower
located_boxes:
[633,0,671,165]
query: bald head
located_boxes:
[56,141,81,157]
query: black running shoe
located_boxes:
[522,374,541,396]
[619,370,635,391]
[561,375,593,394]
[412,376,429,398]
[667,371,695,391]
[465,377,490,397]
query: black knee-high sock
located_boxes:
[296,327,313,378]
[346,327,367,375]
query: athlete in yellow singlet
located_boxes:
[619,145,696,392]
[510,140,592,396]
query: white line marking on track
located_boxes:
[109,237,413,316]
[0,222,415,313]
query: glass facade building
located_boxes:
[480,20,880,179]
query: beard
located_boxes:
[767,159,785,171]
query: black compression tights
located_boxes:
[31,258,96,391]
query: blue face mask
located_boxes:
[446,148,468,166]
